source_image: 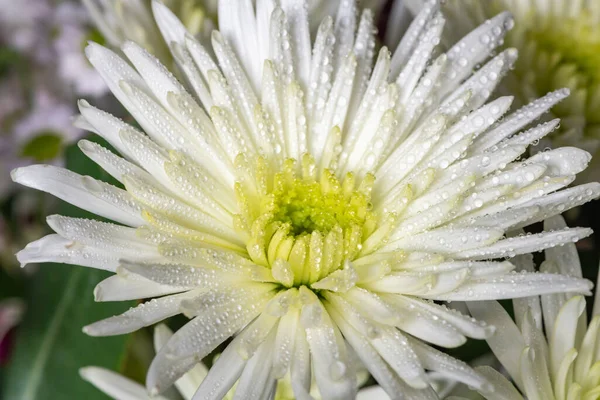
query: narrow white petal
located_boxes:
[147,285,275,394]
[385,227,504,254]
[454,228,593,260]
[46,215,155,254]
[154,325,209,400]
[192,334,247,400]
[472,89,570,152]
[357,386,391,400]
[407,336,491,391]
[17,234,122,271]
[11,165,143,227]
[526,147,591,177]
[549,296,585,380]
[438,12,513,96]
[474,366,524,400]
[328,307,436,400]
[94,274,184,302]
[433,272,592,301]
[84,290,200,336]
[78,140,155,185]
[467,301,525,388]
[80,366,169,400]
[390,0,439,77]
[544,216,583,277]
[77,100,138,161]
[513,183,600,229]
[85,42,148,113]
[233,329,277,400]
[300,289,356,400]
[370,327,429,388]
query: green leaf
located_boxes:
[2,267,132,400]
[20,132,64,162]
[2,138,134,399]
[0,46,22,78]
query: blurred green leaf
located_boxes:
[2,139,134,399]
[83,28,107,50]
[0,46,22,78]
[0,268,25,301]
[20,132,63,162]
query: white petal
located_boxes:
[281,0,311,89]
[390,0,439,77]
[85,43,148,113]
[472,89,570,152]
[327,306,436,400]
[407,336,491,391]
[442,49,517,111]
[513,183,600,229]
[84,290,200,336]
[454,228,592,260]
[467,301,525,388]
[17,234,121,271]
[474,366,524,400]
[438,12,513,96]
[94,274,184,302]
[80,366,169,400]
[526,147,591,177]
[300,288,356,400]
[433,272,592,301]
[78,140,155,185]
[385,227,504,254]
[549,296,585,380]
[543,216,583,277]
[46,215,156,255]
[154,325,209,400]
[233,329,277,400]
[123,40,187,107]
[12,165,144,227]
[77,100,138,161]
[357,386,391,400]
[370,327,428,388]
[117,261,241,291]
[191,334,246,400]
[147,285,275,394]
[391,295,495,340]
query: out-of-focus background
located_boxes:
[0,0,599,399]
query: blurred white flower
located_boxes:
[0,0,53,62]
[0,298,25,346]
[12,0,600,399]
[465,215,600,400]
[13,89,81,147]
[82,0,214,66]
[430,0,600,183]
[53,2,108,97]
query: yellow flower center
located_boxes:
[508,10,600,126]
[528,14,600,86]
[234,154,382,288]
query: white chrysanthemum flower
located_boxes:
[53,2,108,97]
[463,215,600,400]
[13,0,600,398]
[82,0,214,66]
[434,0,600,182]
[82,324,372,400]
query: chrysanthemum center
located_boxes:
[271,173,370,236]
[527,15,600,85]
[510,12,600,127]
[234,154,380,288]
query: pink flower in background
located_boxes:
[0,298,25,365]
